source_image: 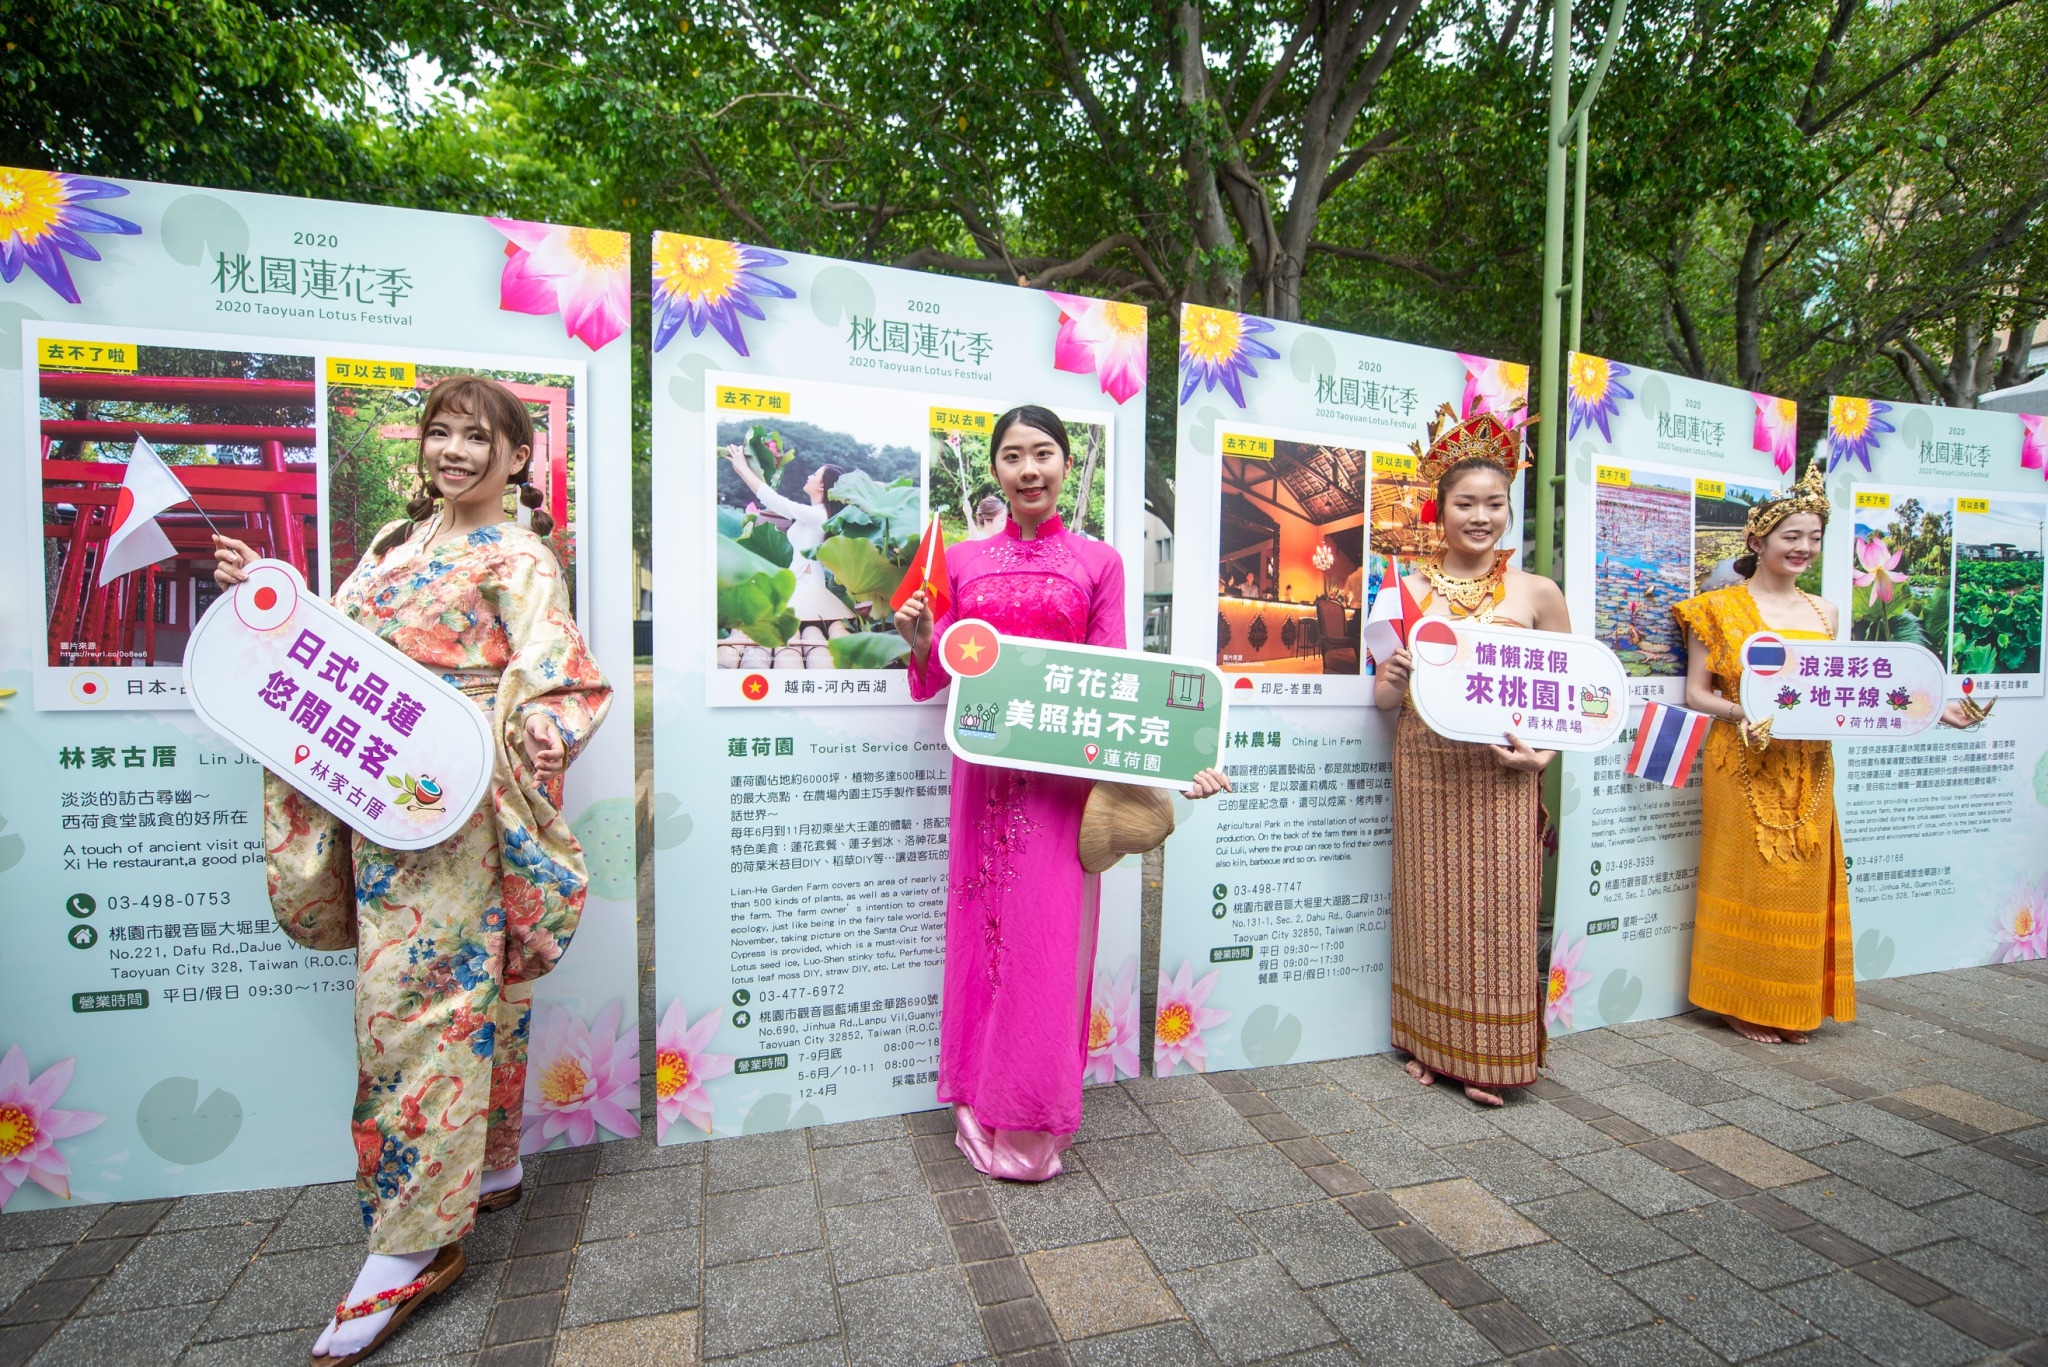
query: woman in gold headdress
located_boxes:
[1673,462,1980,1043]
[1374,407,1568,1106]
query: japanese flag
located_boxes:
[1363,557,1423,668]
[97,436,190,586]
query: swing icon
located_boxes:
[1167,671,1208,711]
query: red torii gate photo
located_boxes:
[41,370,319,670]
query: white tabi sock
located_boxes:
[312,1248,436,1359]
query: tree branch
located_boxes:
[1794,0,1860,135]
[1318,128,1401,204]
[707,89,850,120]
[1808,0,2024,136]
[1307,240,1479,287]
[1021,233,1172,297]
[684,134,769,240]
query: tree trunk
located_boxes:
[1996,314,2041,390]
[953,437,976,531]
[1073,425,1103,535]
[1733,220,1772,390]
[1175,4,1240,308]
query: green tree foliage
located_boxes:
[9,0,2041,562]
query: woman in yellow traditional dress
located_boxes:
[1674,462,1975,1044]
[214,377,609,1364]
[1374,407,1568,1106]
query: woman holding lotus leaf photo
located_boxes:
[894,404,1229,1180]
[212,376,609,1365]
[715,415,923,671]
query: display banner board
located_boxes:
[1734,636,1946,740]
[1554,355,1794,1030]
[185,560,496,847]
[0,169,638,1211]
[1816,397,2048,975]
[650,239,1148,1140]
[1407,621,1628,751]
[938,621,1227,788]
[1157,308,1528,1073]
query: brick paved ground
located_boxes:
[5,836,2046,1367]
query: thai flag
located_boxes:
[1625,702,1711,788]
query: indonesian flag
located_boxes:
[890,516,952,620]
[96,436,190,586]
[1625,702,1712,788]
[1362,557,1424,668]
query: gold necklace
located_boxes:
[1424,551,1509,617]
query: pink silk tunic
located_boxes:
[908,514,1126,1142]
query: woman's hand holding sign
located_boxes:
[1490,732,1556,774]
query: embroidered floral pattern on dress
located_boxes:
[266,520,609,1253]
[904,512,1127,1138]
[954,770,1039,987]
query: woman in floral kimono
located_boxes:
[213,376,608,1364]
[894,405,1228,1181]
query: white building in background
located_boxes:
[1143,511,1173,651]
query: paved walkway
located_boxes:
[4,846,2046,1366]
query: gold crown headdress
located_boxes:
[1744,459,1830,539]
[1410,404,1528,487]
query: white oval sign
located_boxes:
[1407,621,1630,753]
[184,559,495,850]
[1735,634,1946,741]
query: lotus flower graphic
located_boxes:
[1885,687,1911,711]
[1854,536,1907,604]
[1775,686,1800,710]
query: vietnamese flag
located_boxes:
[890,516,952,620]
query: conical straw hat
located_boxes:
[1077,782,1176,874]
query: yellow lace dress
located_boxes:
[1670,585,1852,1031]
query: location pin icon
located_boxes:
[1084,744,1100,763]
[293,744,310,763]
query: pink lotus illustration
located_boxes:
[0,167,140,305]
[1752,393,1798,474]
[1084,957,1141,1084]
[0,1046,105,1210]
[1775,685,1801,710]
[1048,293,1148,405]
[1154,960,1229,1075]
[1458,354,1530,428]
[521,999,640,1150]
[653,1000,734,1138]
[486,219,630,351]
[1991,876,2048,962]
[1853,536,1906,604]
[1545,930,1592,1029]
[2021,414,2046,477]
